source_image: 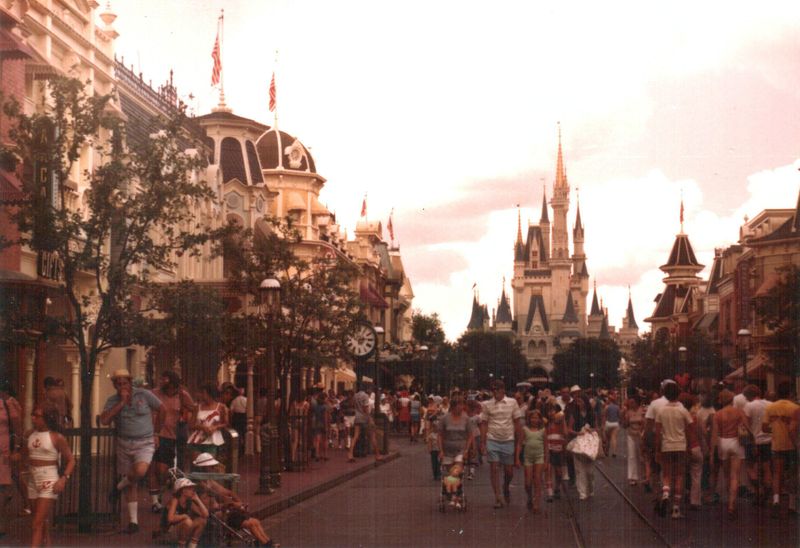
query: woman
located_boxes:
[409,395,422,443]
[289,394,309,464]
[568,395,596,500]
[711,390,748,519]
[187,384,228,465]
[164,478,208,548]
[622,396,645,486]
[437,396,474,466]
[24,405,75,547]
[603,395,621,458]
[0,380,24,537]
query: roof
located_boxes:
[579,261,589,278]
[521,226,548,263]
[562,291,578,323]
[255,129,316,173]
[599,314,610,339]
[747,191,800,245]
[661,233,703,270]
[196,110,269,131]
[540,189,549,223]
[0,27,35,59]
[590,287,601,315]
[496,288,513,324]
[707,255,723,294]
[625,294,638,330]
[467,296,484,330]
[524,294,549,333]
[647,284,691,320]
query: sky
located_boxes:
[111,0,800,341]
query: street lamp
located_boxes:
[678,346,688,371]
[590,372,595,392]
[374,326,385,420]
[257,278,281,495]
[737,328,751,384]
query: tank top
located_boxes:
[187,404,225,446]
[28,430,58,460]
[523,427,545,458]
[605,403,621,423]
[546,424,565,452]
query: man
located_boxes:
[100,369,164,534]
[643,380,676,493]
[480,379,523,508]
[348,383,384,463]
[148,370,194,512]
[742,384,771,506]
[654,381,694,519]
[763,381,800,518]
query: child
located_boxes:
[443,456,465,508]
[546,411,567,502]
[520,409,548,513]
[163,479,209,548]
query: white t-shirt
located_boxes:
[744,398,771,445]
[480,396,523,442]
[645,396,669,421]
[733,393,747,410]
[231,395,247,414]
[656,402,693,452]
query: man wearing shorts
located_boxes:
[742,385,771,505]
[148,370,194,512]
[480,380,523,508]
[100,369,164,534]
[347,383,384,463]
[763,381,800,518]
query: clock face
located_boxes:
[345,321,377,359]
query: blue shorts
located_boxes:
[486,439,515,465]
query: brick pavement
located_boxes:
[1,445,398,546]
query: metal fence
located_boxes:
[287,412,310,471]
[54,426,120,530]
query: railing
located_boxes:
[287,413,310,471]
[54,426,120,530]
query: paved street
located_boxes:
[265,435,800,548]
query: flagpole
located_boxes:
[219,10,226,107]
[273,50,279,131]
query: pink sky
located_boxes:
[112,0,800,340]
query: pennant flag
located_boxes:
[211,32,221,86]
[360,196,367,218]
[269,72,277,112]
[387,209,394,240]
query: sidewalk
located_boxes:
[2,445,399,546]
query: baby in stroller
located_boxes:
[440,454,467,511]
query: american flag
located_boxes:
[387,209,394,240]
[269,72,277,112]
[211,33,221,86]
[360,196,367,218]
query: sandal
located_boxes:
[347,457,356,463]
[493,500,504,509]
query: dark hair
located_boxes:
[664,382,680,401]
[161,370,181,387]
[743,384,761,401]
[39,404,62,432]
[201,383,220,400]
[492,380,506,391]
[777,381,793,400]
[44,377,58,388]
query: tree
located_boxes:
[411,311,446,347]
[0,77,224,531]
[551,337,622,390]
[455,331,528,390]
[754,264,800,376]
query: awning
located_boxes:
[360,282,388,308]
[754,273,781,298]
[692,312,719,332]
[0,27,36,59]
[335,367,356,382]
[725,353,772,381]
[0,170,26,205]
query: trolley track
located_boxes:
[561,460,673,548]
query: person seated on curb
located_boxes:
[163,478,208,548]
[191,453,275,547]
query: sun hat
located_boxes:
[570,385,582,393]
[111,369,131,380]
[193,452,221,467]
[173,478,196,493]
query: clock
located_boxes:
[345,320,377,359]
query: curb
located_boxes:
[252,452,401,520]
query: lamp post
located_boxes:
[678,346,688,372]
[374,326,385,421]
[257,278,281,494]
[738,328,751,385]
[590,372,595,393]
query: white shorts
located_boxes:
[718,437,744,460]
[27,465,59,500]
[604,421,619,432]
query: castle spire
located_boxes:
[574,188,583,230]
[590,280,602,316]
[555,122,567,189]
[540,187,549,223]
[516,205,523,245]
[626,285,638,330]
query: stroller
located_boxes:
[160,466,259,546]
[438,454,468,513]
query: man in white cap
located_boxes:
[100,368,164,534]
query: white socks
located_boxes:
[128,501,138,524]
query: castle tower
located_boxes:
[549,127,572,330]
[618,288,640,355]
[495,282,514,334]
[467,293,484,332]
[540,187,551,261]
[587,281,604,338]
[570,195,589,335]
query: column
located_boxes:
[245,356,255,455]
[91,355,103,427]
[70,357,80,427]
[22,347,35,431]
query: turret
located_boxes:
[540,187,551,261]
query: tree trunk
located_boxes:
[77,355,95,533]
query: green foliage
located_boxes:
[551,337,622,389]
[454,331,528,389]
[221,217,363,400]
[628,329,724,390]
[411,311,446,346]
[754,264,800,376]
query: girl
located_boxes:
[409,395,422,443]
[546,410,567,501]
[164,478,209,548]
[187,384,228,465]
[520,409,548,513]
[24,405,75,547]
[310,392,329,462]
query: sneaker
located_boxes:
[125,523,139,535]
[151,501,163,513]
[546,495,554,503]
[467,472,474,480]
[656,497,669,518]
[671,507,684,519]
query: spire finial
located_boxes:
[680,188,685,233]
[555,122,567,189]
[516,204,523,244]
[540,185,549,223]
